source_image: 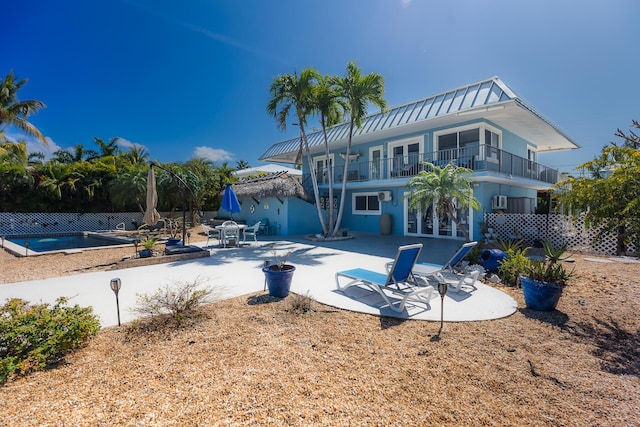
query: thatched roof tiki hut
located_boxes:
[223,171,317,235]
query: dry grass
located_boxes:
[0,229,638,426]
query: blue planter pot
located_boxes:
[166,238,182,246]
[480,249,506,273]
[263,265,296,298]
[139,249,153,258]
[520,276,563,311]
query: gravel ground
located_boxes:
[0,228,638,426]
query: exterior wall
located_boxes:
[237,197,318,236]
[300,117,552,240]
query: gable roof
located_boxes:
[259,76,580,163]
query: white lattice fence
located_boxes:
[0,212,218,236]
[485,213,636,256]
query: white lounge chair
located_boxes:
[336,244,435,313]
[409,241,480,292]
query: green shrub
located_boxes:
[496,240,532,287]
[0,297,101,384]
[131,277,217,326]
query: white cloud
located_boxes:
[4,130,62,160]
[115,137,148,151]
[192,146,234,163]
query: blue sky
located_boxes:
[4,0,638,173]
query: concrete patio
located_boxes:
[0,233,517,327]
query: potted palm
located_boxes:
[262,244,295,298]
[519,242,574,311]
[139,236,159,258]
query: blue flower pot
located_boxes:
[139,249,153,258]
[263,265,295,298]
[480,249,506,273]
[166,238,182,246]
[520,276,563,311]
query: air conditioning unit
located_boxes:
[491,195,508,210]
[378,191,392,202]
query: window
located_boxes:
[352,192,381,215]
[436,127,479,164]
[313,154,334,184]
[387,137,423,177]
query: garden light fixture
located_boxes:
[110,278,122,326]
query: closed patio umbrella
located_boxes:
[221,182,241,219]
[143,167,161,226]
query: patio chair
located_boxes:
[201,224,218,247]
[335,244,435,313]
[221,220,240,248]
[407,241,480,293]
[243,221,261,244]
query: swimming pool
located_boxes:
[2,232,133,255]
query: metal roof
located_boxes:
[259,76,579,163]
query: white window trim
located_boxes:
[312,153,334,184]
[434,122,502,151]
[387,136,424,178]
[369,145,383,180]
[527,145,537,162]
[352,192,381,215]
[387,136,424,159]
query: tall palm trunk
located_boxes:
[321,122,335,234]
[332,119,354,236]
[299,123,328,234]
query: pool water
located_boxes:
[6,233,132,253]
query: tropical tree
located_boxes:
[184,157,219,212]
[405,162,481,242]
[332,62,387,235]
[0,139,35,210]
[51,149,74,164]
[312,73,345,234]
[235,160,250,170]
[109,165,149,212]
[554,122,640,254]
[0,71,47,143]
[267,68,333,233]
[122,144,149,166]
[91,136,121,159]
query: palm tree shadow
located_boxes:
[568,317,640,376]
[520,308,639,376]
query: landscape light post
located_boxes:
[24,240,29,257]
[437,280,448,336]
[110,278,122,326]
[133,238,140,258]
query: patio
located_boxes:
[0,233,516,327]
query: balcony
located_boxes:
[303,144,559,188]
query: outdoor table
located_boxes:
[215,224,248,247]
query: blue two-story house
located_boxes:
[258,77,579,241]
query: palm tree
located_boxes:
[92,136,122,159]
[235,160,250,170]
[267,68,329,233]
[332,62,387,235]
[0,71,47,143]
[405,162,481,242]
[122,145,149,165]
[312,74,345,234]
[51,149,74,164]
